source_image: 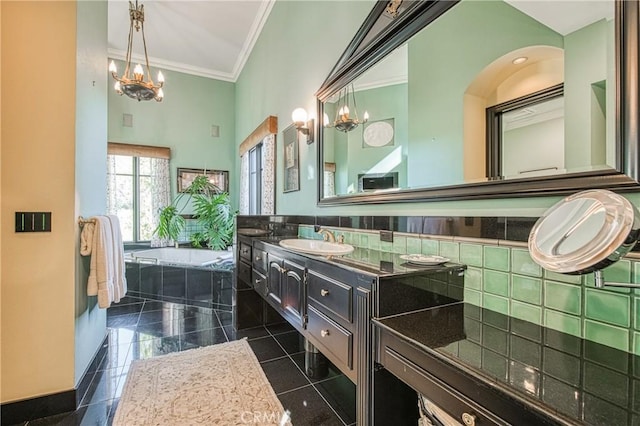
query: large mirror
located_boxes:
[316,0,640,205]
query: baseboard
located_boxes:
[1,334,109,424]
[0,389,76,424]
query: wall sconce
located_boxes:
[291,108,314,144]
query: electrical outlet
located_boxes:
[380,230,393,243]
[379,260,394,273]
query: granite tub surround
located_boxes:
[125,262,233,311]
[374,303,640,426]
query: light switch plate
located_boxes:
[15,212,51,232]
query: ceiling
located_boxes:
[107,0,274,82]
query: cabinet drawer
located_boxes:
[237,261,252,285]
[252,270,267,297]
[308,270,352,323]
[252,248,268,274]
[239,241,252,263]
[307,305,352,369]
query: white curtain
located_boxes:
[150,157,171,229]
[239,154,249,215]
[262,134,275,215]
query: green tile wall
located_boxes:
[297,225,640,355]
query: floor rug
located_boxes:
[113,339,291,425]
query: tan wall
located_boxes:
[1,1,77,402]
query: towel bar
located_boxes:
[78,216,97,227]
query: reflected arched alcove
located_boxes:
[463,46,565,181]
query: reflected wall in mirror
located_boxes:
[317,0,640,204]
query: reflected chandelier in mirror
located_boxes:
[316,0,640,205]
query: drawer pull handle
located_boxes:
[255,279,263,285]
[255,255,262,261]
[461,413,476,426]
[320,329,330,337]
[320,289,330,297]
[241,248,249,254]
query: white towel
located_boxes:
[107,215,127,303]
[80,216,116,308]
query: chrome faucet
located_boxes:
[314,225,337,243]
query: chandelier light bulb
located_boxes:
[133,64,144,81]
[156,88,164,100]
[157,71,164,84]
[109,60,117,74]
[363,111,369,122]
[114,81,122,93]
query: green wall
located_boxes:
[74,0,108,386]
[235,0,374,213]
[108,63,236,205]
[564,19,610,169]
[407,0,563,188]
[332,83,408,193]
[235,0,639,216]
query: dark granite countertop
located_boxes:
[374,303,640,425]
[254,236,466,278]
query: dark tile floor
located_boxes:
[15,295,356,426]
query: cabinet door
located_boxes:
[282,260,305,327]
[267,253,283,305]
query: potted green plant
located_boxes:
[154,174,236,249]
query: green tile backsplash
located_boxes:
[297,224,640,355]
[460,243,483,267]
[483,246,510,271]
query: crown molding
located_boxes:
[107,49,237,82]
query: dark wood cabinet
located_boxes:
[282,259,305,328]
[266,253,283,305]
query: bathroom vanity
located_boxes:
[236,237,639,425]
[237,230,466,425]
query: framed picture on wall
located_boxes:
[283,124,300,192]
[177,168,229,193]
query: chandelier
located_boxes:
[324,84,368,133]
[109,1,164,102]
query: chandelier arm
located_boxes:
[140,21,156,86]
[350,84,359,121]
[123,9,136,78]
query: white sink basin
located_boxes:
[279,239,354,256]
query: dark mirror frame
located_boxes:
[316,0,640,206]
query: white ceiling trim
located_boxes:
[354,75,408,93]
[108,49,237,81]
[108,0,275,82]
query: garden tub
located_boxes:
[125,247,235,310]
[128,247,233,267]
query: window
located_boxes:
[248,143,263,214]
[107,143,170,242]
